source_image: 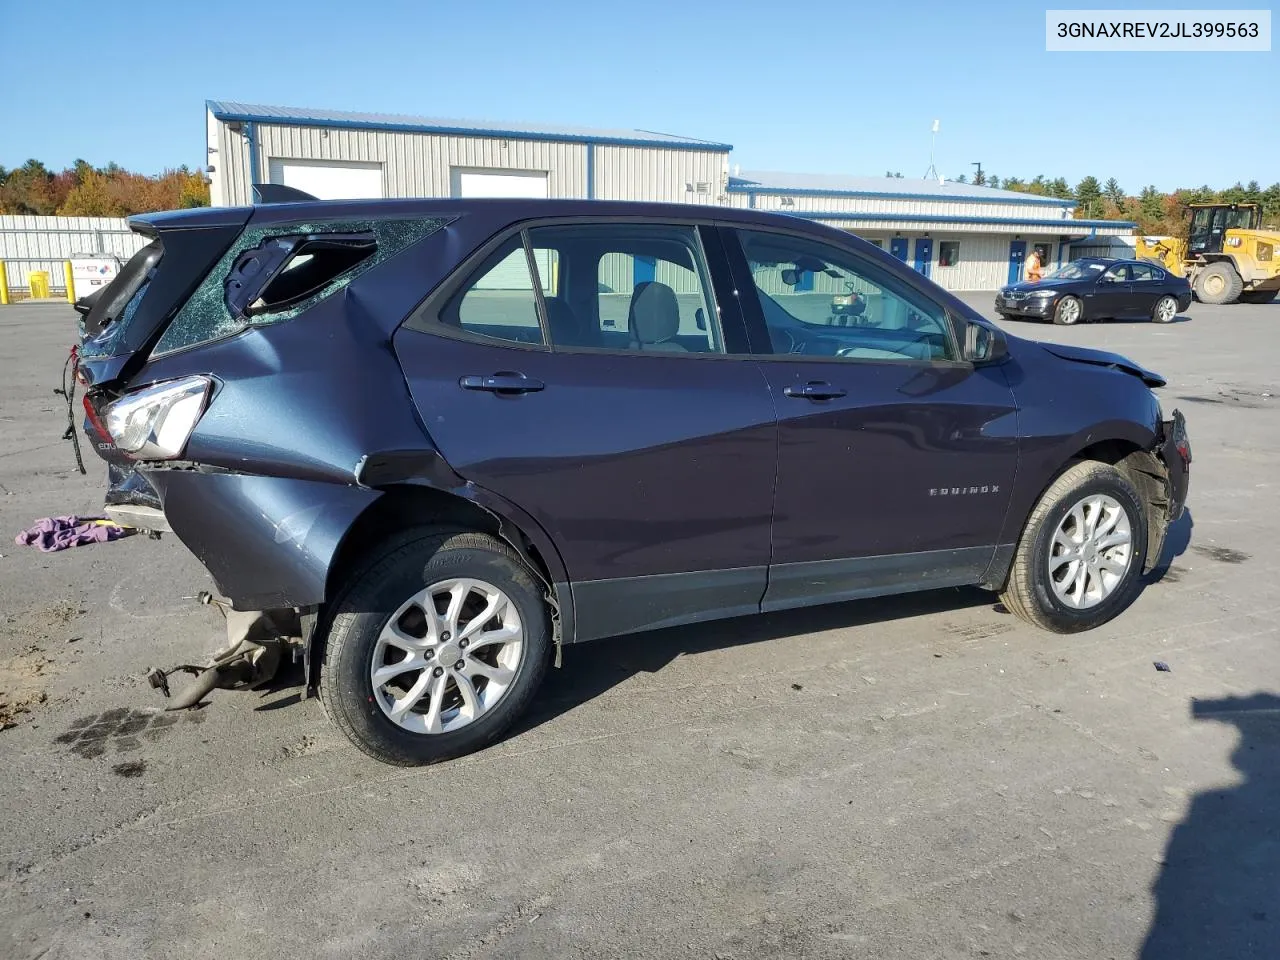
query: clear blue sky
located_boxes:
[1,0,1275,192]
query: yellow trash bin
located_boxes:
[28,271,51,299]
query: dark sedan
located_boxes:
[996,257,1192,326]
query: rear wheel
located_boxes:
[1194,263,1243,304]
[1000,461,1149,633]
[320,530,551,765]
[1239,289,1278,304]
[1152,295,1178,323]
[1053,296,1082,325]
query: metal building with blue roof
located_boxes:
[205,99,1135,291]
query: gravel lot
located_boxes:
[1,295,1277,960]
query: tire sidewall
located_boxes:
[1152,295,1177,323]
[1025,472,1148,632]
[1054,296,1081,325]
[325,538,550,764]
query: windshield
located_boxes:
[1042,260,1107,280]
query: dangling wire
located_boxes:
[55,345,86,475]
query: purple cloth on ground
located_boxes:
[14,515,134,553]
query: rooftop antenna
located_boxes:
[923,119,941,181]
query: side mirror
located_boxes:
[964,321,1007,364]
[694,307,707,331]
[780,268,799,286]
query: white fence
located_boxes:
[0,215,143,296]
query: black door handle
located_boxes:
[783,381,847,401]
[459,373,546,394]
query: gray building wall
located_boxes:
[0,215,147,294]
[208,110,729,207]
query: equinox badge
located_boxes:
[930,485,1000,496]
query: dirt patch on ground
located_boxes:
[0,648,53,730]
[0,599,84,730]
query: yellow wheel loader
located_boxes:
[1136,203,1280,305]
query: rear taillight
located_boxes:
[82,394,112,443]
[103,376,212,460]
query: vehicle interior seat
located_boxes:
[627,281,686,352]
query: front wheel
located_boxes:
[1000,461,1149,633]
[320,530,551,765]
[1152,295,1178,323]
[1053,296,1082,325]
[1194,263,1243,304]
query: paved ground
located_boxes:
[1,296,1277,960]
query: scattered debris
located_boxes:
[14,516,136,553]
[111,760,146,778]
[790,683,803,691]
[1154,661,1172,673]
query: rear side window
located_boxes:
[439,236,547,347]
[224,234,377,318]
[153,217,448,356]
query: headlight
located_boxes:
[104,376,212,459]
[1030,289,1056,298]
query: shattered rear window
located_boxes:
[153,217,448,356]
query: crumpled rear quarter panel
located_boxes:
[143,469,380,610]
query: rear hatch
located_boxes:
[77,206,252,388]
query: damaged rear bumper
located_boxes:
[140,468,380,610]
[1159,408,1191,522]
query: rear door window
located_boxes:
[524,224,723,354]
[440,235,547,347]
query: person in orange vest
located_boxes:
[1026,248,1045,282]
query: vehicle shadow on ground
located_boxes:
[511,586,996,737]
[1145,508,1194,585]
[1139,692,1280,959]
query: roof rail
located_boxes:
[252,183,320,204]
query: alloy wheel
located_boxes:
[1058,298,1080,324]
[1155,297,1176,322]
[1047,494,1133,609]
[370,578,524,735]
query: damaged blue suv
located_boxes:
[74,191,1190,765]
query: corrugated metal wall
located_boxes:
[743,191,1076,221]
[593,145,727,204]
[211,117,732,207]
[0,215,144,293]
[252,124,588,201]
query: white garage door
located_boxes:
[268,159,384,200]
[454,169,552,290]
[452,169,549,199]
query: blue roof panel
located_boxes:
[730,170,1076,207]
[207,100,732,151]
